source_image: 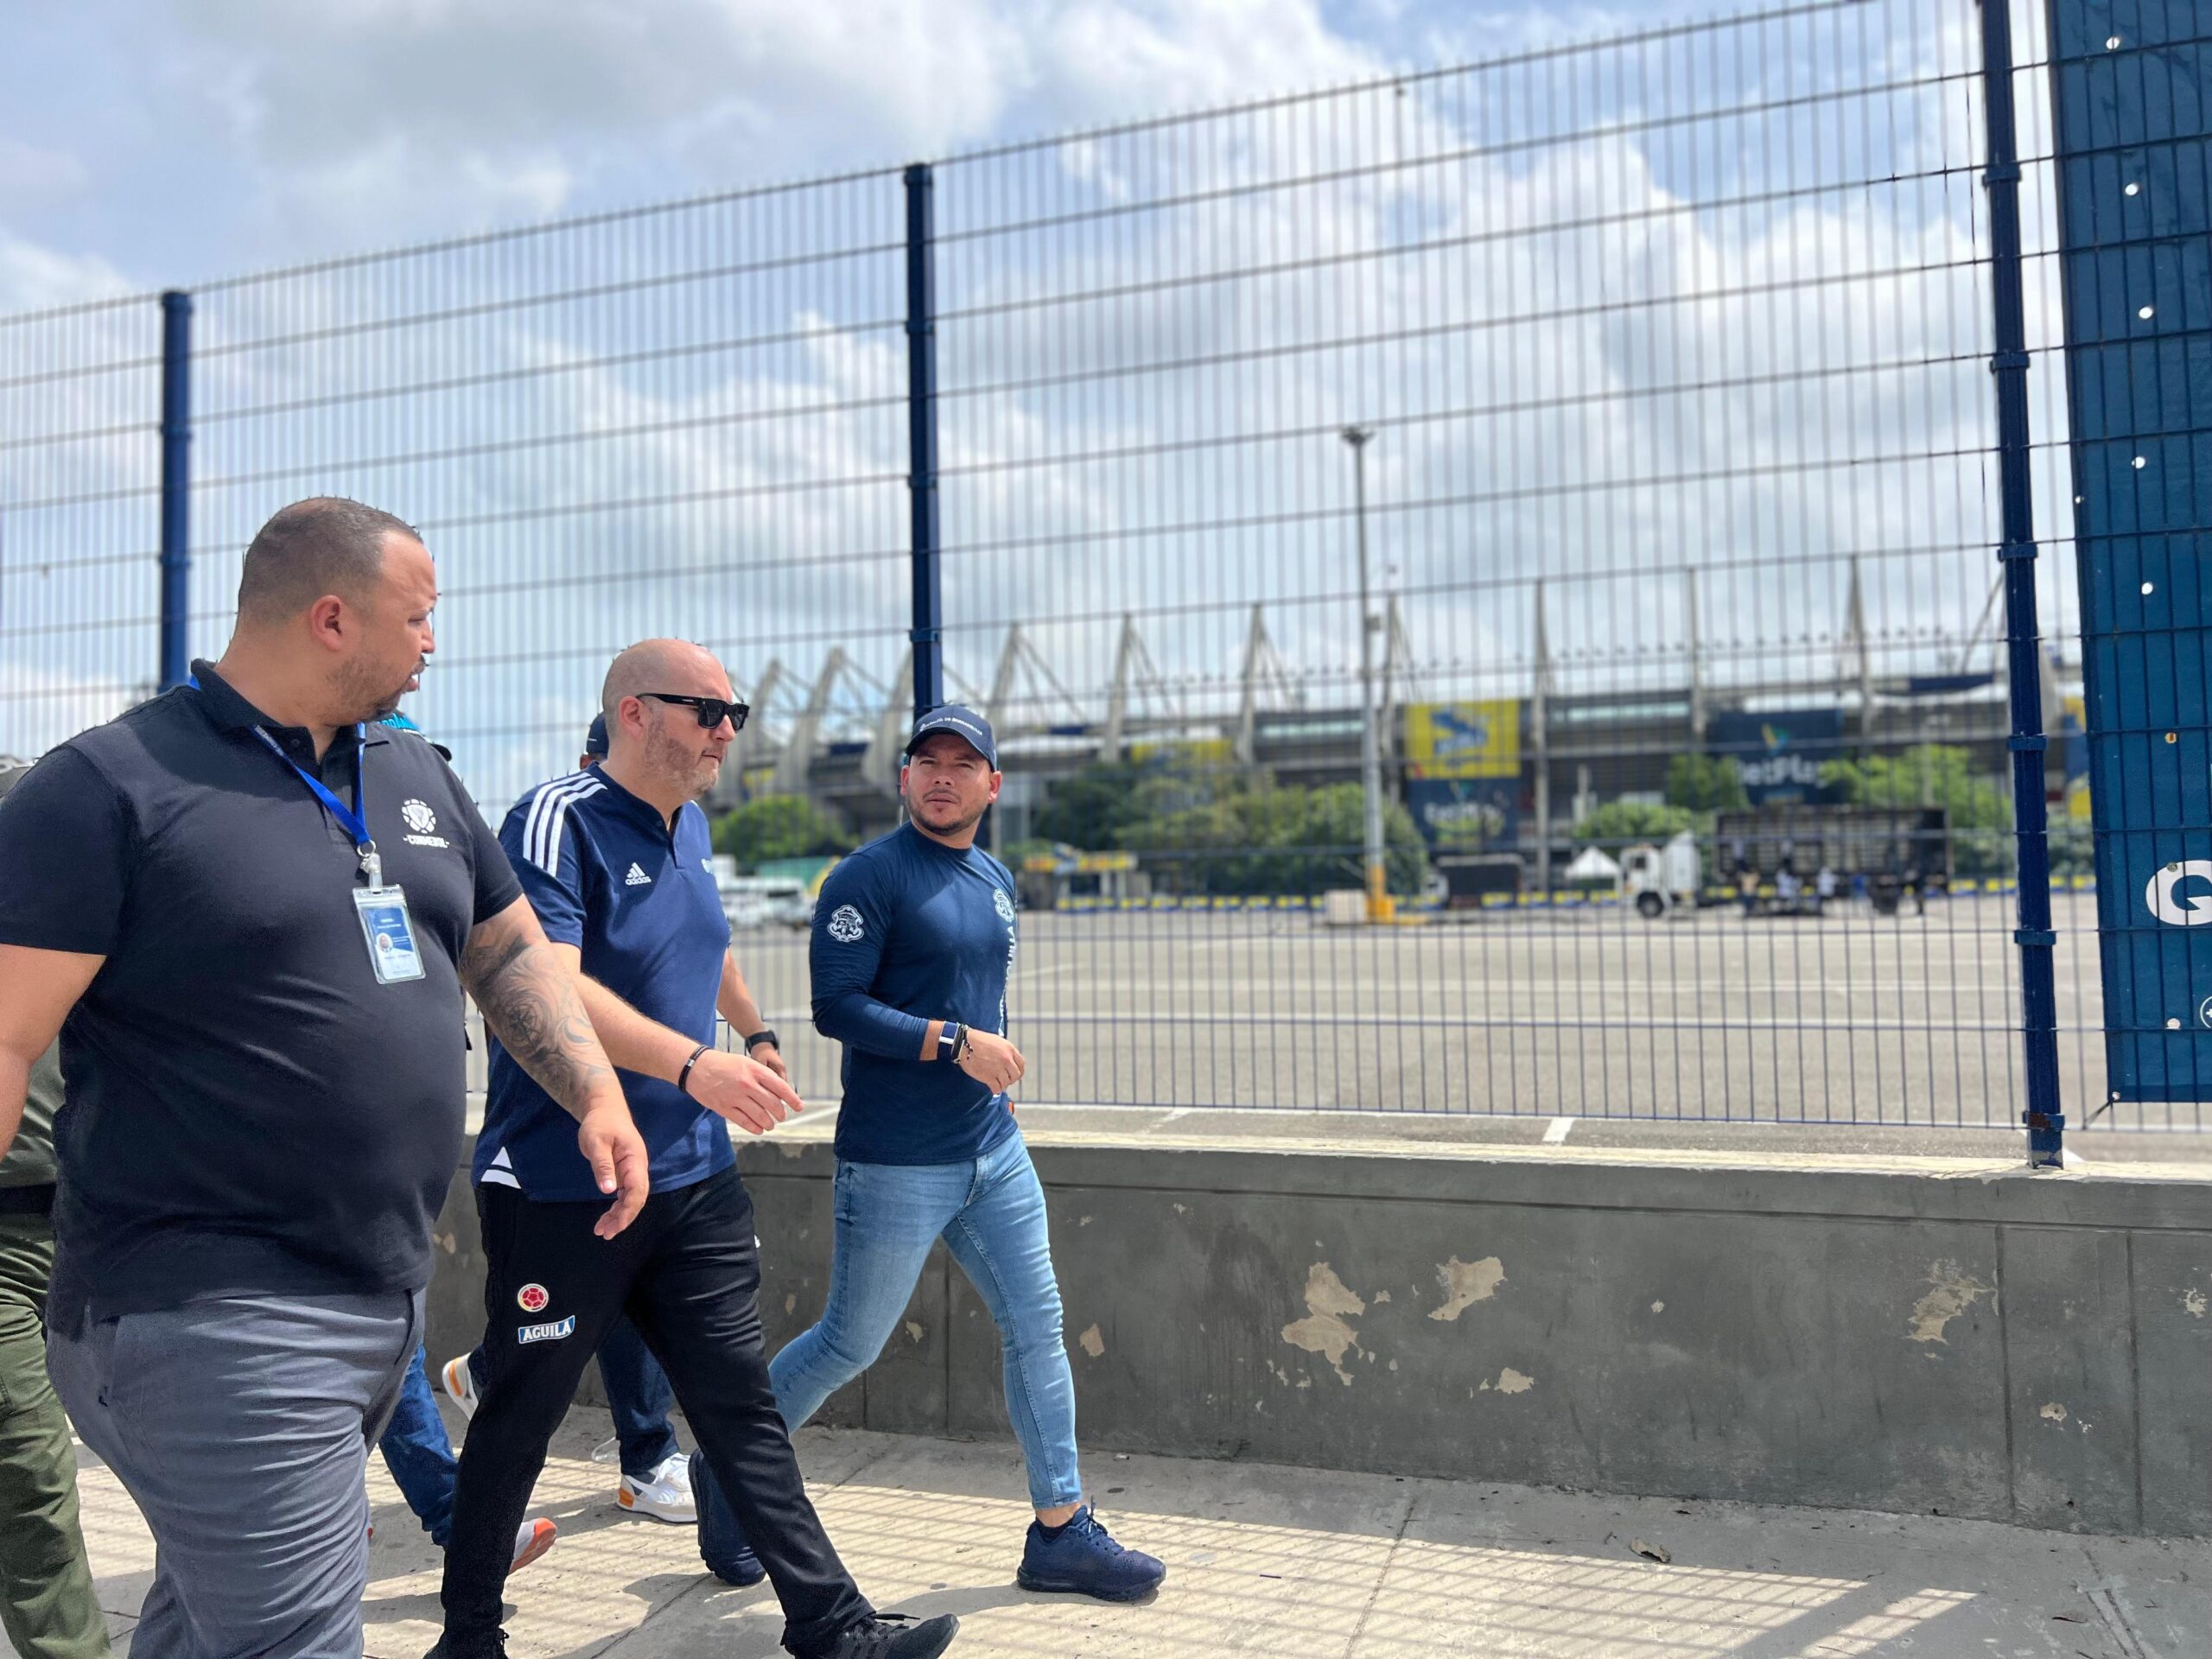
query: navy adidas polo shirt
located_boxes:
[477,768,734,1201]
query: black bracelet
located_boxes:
[743,1029,779,1052]
[676,1043,710,1098]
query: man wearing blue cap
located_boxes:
[695,705,1164,1602]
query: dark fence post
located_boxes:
[904,164,943,725]
[1979,0,2063,1166]
[158,289,193,691]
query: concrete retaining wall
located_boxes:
[423,1133,2212,1536]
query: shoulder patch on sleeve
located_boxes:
[827,904,865,943]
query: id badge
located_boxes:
[354,884,426,984]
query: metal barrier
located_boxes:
[0,0,2152,1139]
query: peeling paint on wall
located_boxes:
[904,1320,925,1344]
[1429,1255,1506,1322]
[1077,1323,1105,1358]
[1281,1262,1367,1384]
[1651,1300,1665,1314]
[2040,1402,2069,1424]
[784,1294,796,1315]
[2185,1289,2207,1319]
[1373,1291,1392,1304]
[1907,1261,1995,1345]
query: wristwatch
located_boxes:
[938,1021,965,1063]
[742,1029,779,1053]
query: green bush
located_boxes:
[1044,762,1430,896]
[1819,745,2013,877]
[712,794,852,868]
[1664,752,1747,813]
[1571,800,1696,849]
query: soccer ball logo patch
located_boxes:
[518,1283,550,1313]
[402,799,437,835]
[828,905,865,944]
[994,888,1016,923]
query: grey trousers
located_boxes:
[48,1288,421,1659]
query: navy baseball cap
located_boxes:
[584,712,609,759]
[908,703,997,768]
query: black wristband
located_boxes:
[743,1029,779,1052]
[676,1043,710,1098]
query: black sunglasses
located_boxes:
[639,692,750,732]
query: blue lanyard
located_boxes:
[252,725,380,884]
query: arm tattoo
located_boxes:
[461,928,613,1119]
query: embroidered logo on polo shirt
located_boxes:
[828,905,864,943]
[995,888,1016,923]
[400,797,451,849]
[626,863,652,887]
[518,1316,575,1344]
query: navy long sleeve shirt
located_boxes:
[810,823,1021,1165]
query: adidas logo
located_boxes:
[625,863,652,887]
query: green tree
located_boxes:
[1818,745,2013,877]
[1572,800,1695,848]
[1033,762,1153,850]
[713,794,852,868]
[1665,752,1747,813]
[1290,783,1431,897]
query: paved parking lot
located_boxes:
[727,891,2127,1129]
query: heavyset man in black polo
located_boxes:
[0,499,649,1659]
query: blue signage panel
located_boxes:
[2053,0,2212,1097]
[1707,709,1845,806]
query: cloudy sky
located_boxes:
[0,0,1683,306]
[0,0,2069,805]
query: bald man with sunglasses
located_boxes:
[434,639,957,1659]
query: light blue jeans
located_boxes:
[771,1132,1083,1510]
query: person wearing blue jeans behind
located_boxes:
[438,1312,694,1520]
[375,1346,556,1572]
[694,706,1165,1603]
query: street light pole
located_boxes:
[1342,425,1392,924]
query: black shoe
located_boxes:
[804,1611,960,1659]
[423,1637,505,1659]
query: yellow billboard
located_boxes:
[1405,700,1521,780]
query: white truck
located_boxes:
[1622,832,1701,918]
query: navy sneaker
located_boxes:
[804,1612,960,1658]
[688,1450,765,1587]
[1016,1505,1166,1602]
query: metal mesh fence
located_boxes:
[934,0,2088,1120]
[0,295,165,753]
[0,0,2144,1128]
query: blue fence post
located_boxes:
[904,164,943,725]
[157,289,193,691]
[1978,0,2063,1166]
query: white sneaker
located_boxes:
[439,1353,480,1421]
[511,1516,557,1573]
[616,1452,697,1524]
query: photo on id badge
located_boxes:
[355,885,425,983]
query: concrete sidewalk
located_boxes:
[56,1408,2212,1658]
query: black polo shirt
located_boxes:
[0,660,521,1318]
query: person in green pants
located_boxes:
[0,759,106,1658]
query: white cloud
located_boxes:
[0,139,91,213]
